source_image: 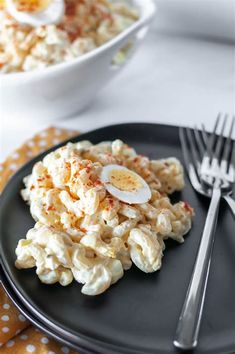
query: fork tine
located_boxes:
[185,128,202,172]
[179,127,193,170]
[214,114,228,161]
[231,137,235,165]
[201,124,210,149]
[179,127,201,187]
[227,121,235,180]
[209,113,221,154]
[221,116,235,170]
[179,127,199,176]
[229,138,235,169]
[201,124,213,160]
[193,126,205,158]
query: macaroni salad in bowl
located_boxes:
[0,0,139,73]
[15,140,194,296]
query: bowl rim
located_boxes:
[1,0,156,82]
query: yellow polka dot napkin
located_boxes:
[0,127,80,354]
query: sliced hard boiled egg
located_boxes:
[100,164,151,204]
[5,0,65,26]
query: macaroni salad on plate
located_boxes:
[15,140,194,296]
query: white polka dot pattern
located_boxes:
[12,152,20,160]
[2,304,10,310]
[20,334,28,340]
[26,151,33,157]
[41,336,49,344]
[2,327,9,333]
[39,140,47,147]
[18,314,26,322]
[6,339,15,347]
[1,315,9,322]
[26,344,36,352]
[9,163,18,171]
[27,141,35,148]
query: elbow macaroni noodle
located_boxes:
[16,139,194,295]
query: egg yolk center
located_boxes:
[11,0,51,12]
[108,169,143,192]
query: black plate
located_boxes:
[0,123,235,354]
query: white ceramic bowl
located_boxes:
[0,0,156,121]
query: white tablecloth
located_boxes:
[1,13,235,162]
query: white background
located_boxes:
[1,0,235,162]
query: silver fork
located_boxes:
[179,114,235,218]
[174,115,235,350]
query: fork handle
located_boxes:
[223,195,235,219]
[174,187,221,350]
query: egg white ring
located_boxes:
[100,164,151,205]
[6,0,65,26]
